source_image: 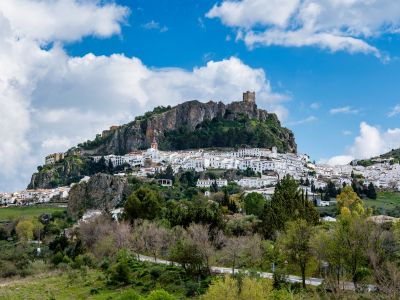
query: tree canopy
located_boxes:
[261,175,319,239]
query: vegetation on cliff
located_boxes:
[159,114,294,152]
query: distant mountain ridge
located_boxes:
[353,148,400,167]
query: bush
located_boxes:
[52,251,64,265]
[149,267,162,280]
[73,253,96,269]
[146,289,176,300]
[185,281,201,297]
[90,288,99,295]
[0,260,18,277]
[116,289,143,300]
[109,260,131,285]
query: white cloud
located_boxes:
[207,0,300,28]
[0,0,129,43]
[325,122,400,165]
[329,106,360,114]
[388,104,400,117]
[142,20,168,33]
[310,102,320,109]
[287,116,317,126]
[0,2,287,191]
[42,136,73,150]
[323,155,354,166]
[207,0,400,56]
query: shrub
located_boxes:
[52,251,64,265]
[73,253,96,269]
[146,289,176,300]
[0,260,18,277]
[116,289,143,300]
[109,260,131,285]
[149,267,162,280]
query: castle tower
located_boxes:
[243,91,256,104]
[151,136,158,150]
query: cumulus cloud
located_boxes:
[0,0,128,43]
[0,2,287,191]
[329,106,360,114]
[207,0,400,56]
[324,122,400,165]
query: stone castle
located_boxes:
[243,91,256,104]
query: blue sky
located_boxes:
[65,0,400,161]
[1,0,400,191]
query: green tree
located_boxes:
[244,192,265,217]
[108,159,114,173]
[326,181,338,198]
[15,219,35,241]
[224,182,241,195]
[123,187,164,222]
[367,182,377,199]
[278,219,314,288]
[312,187,372,291]
[336,185,367,216]
[261,175,319,239]
[146,289,176,300]
[210,181,219,193]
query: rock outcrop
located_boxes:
[28,155,90,189]
[67,173,131,218]
[77,100,296,155]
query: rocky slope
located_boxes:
[28,155,91,189]
[67,173,131,218]
[76,100,296,155]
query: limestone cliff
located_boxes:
[67,173,131,218]
[76,100,296,155]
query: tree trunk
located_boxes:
[301,265,306,288]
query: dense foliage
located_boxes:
[4,175,400,299]
[261,175,319,239]
[159,115,293,152]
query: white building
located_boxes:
[196,179,228,188]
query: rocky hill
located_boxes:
[29,96,296,189]
[75,99,296,155]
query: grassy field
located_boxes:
[0,269,143,300]
[0,205,65,222]
[363,191,400,217]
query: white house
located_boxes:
[196,179,228,188]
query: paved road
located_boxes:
[137,255,376,292]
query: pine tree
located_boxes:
[210,181,219,193]
[108,159,114,174]
[261,175,319,239]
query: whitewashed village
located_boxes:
[2,135,400,210]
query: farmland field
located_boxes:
[0,269,140,300]
[363,191,400,217]
[0,205,65,222]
